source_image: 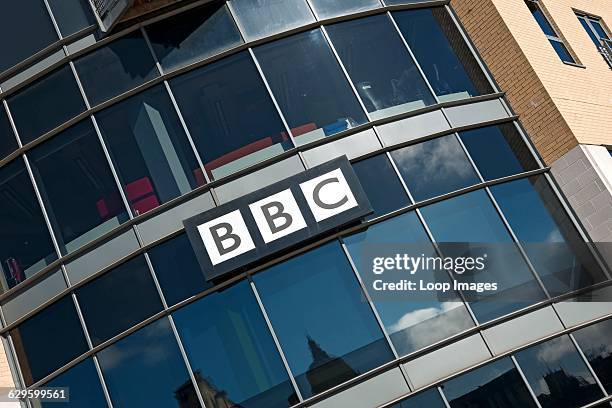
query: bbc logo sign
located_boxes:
[184,157,372,281]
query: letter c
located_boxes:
[312,177,348,210]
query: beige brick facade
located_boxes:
[451,0,612,165]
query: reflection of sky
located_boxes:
[574,319,612,361]
[443,358,514,399]
[98,318,191,408]
[254,242,385,376]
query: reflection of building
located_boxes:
[175,371,238,408]
[537,366,599,407]
[306,336,358,396]
[447,369,530,407]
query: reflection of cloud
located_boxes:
[546,229,563,243]
[536,377,551,396]
[390,302,468,349]
[393,136,473,189]
[535,337,574,362]
[576,325,612,359]
[101,321,170,370]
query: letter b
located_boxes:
[249,189,307,243]
[198,210,255,265]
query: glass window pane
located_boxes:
[96,85,201,215]
[146,3,243,72]
[394,8,494,101]
[8,65,86,144]
[0,1,59,72]
[526,1,557,37]
[170,51,290,181]
[76,256,163,346]
[549,39,575,63]
[47,0,95,37]
[255,29,367,143]
[442,358,538,408]
[0,160,57,290]
[573,319,612,393]
[390,135,480,202]
[515,335,604,408]
[42,358,107,408]
[352,154,410,220]
[591,20,609,40]
[174,281,297,408]
[390,388,446,408]
[491,176,607,297]
[344,212,474,356]
[74,31,159,106]
[309,0,381,20]
[579,17,601,47]
[254,241,393,398]
[326,15,435,120]
[11,296,88,385]
[229,0,315,41]
[98,318,197,407]
[29,120,129,255]
[147,234,212,306]
[420,189,546,322]
[0,108,17,159]
[459,124,539,180]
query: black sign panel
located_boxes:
[183,156,372,281]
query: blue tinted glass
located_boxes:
[255,29,367,144]
[344,212,474,356]
[526,2,556,37]
[390,388,446,408]
[29,121,129,254]
[459,124,539,180]
[352,155,410,219]
[42,359,107,408]
[591,20,609,40]
[491,176,606,296]
[0,108,17,159]
[76,256,163,346]
[442,358,538,408]
[98,318,196,408]
[9,65,86,144]
[174,281,297,408]
[47,0,95,37]
[11,296,88,385]
[75,31,159,106]
[96,85,201,215]
[326,15,435,120]
[573,319,612,393]
[0,160,57,290]
[579,17,601,46]
[146,3,243,71]
[254,241,393,398]
[391,135,480,202]
[310,0,380,19]
[0,1,58,72]
[550,40,575,63]
[515,335,604,408]
[394,8,493,101]
[420,190,546,322]
[170,51,289,180]
[148,234,212,306]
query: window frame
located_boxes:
[576,11,612,68]
[525,0,577,64]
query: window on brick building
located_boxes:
[576,12,612,68]
[525,0,576,64]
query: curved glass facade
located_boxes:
[0,1,610,408]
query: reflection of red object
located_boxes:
[96,191,123,220]
[6,258,24,284]
[193,168,206,187]
[126,177,159,216]
[290,123,317,137]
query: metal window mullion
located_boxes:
[319,25,373,122]
[387,11,441,104]
[225,1,250,43]
[437,385,452,408]
[41,0,63,40]
[339,240,416,390]
[510,355,544,408]
[542,172,612,279]
[2,100,23,148]
[447,115,552,298]
[91,355,115,408]
[444,4,500,93]
[247,48,297,148]
[569,333,610,397]
[248,280,304,402]
[384,149,481,325]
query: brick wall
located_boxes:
[450,0,612,164]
